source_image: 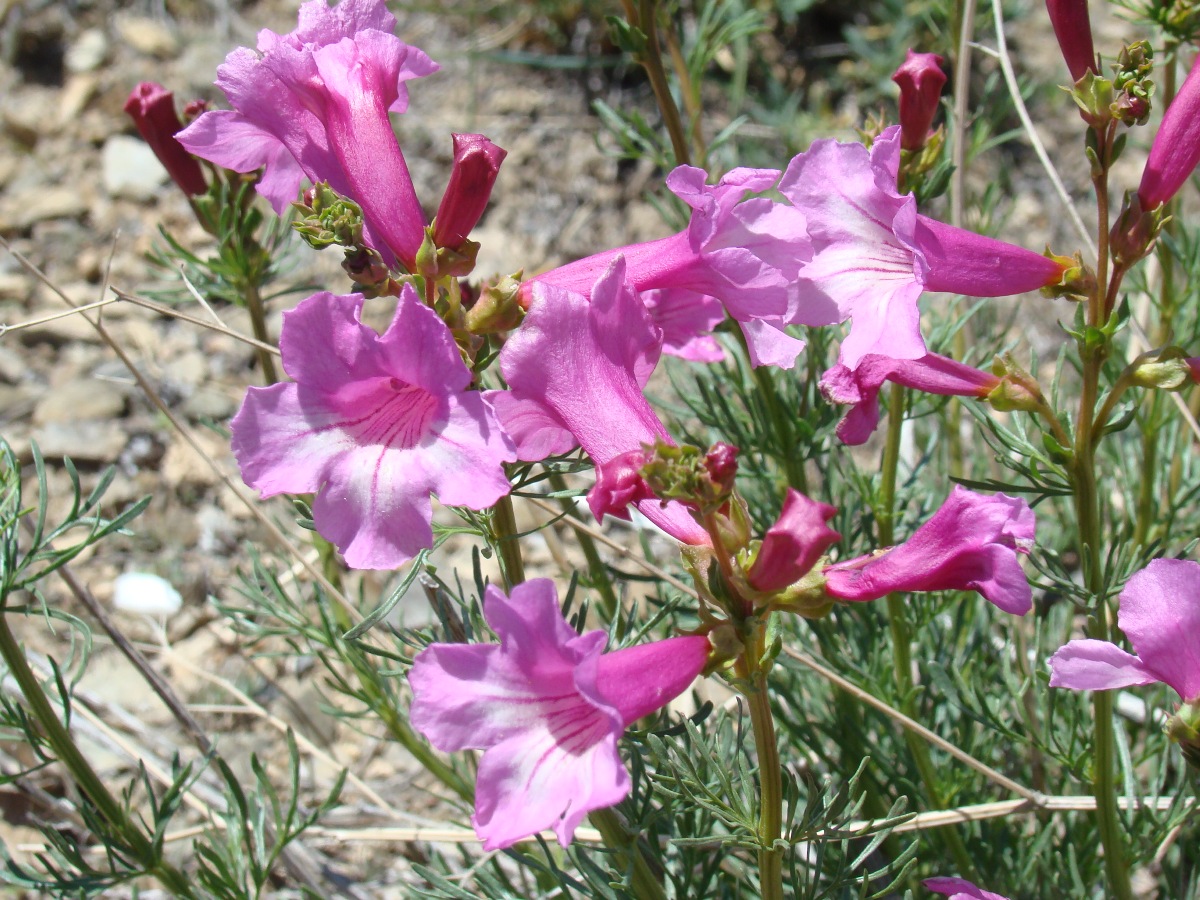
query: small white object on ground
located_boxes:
[112,572,183,617]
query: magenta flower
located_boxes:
[1045,0,1097,83]
[492,258,711,546]
[524,165,811,368]
[409,579,710,850]
[823,486,1036,615]
[1138,54,1200,209]
[747,489,841,593]
[231,288,515,570]
[779,127,1067,369]
[433,133,506,252]
[925,877,1011,900]
[1049,559,1200,701]
[124,82,208,197]
[641,288,727,362]
[892,50,947,151]
[177,0,436,270]
[820,353,1000,445]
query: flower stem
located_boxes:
[878,383,977,880]
[635,0,691,167]
[0,611,196,897]
[242,280,279,385]
[491,493,526,589]
[588,807,667,900]
[741,651,784,900]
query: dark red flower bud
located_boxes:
[1139,54,1200,209]
[124,82,207,197]
[703,442,739,494]
[432,133,506,251]
[891,50,947,152]
[1045,0,1097,83]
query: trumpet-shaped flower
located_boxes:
[492,258,711,545]
[124,82,208,197]
[820,353,1000,445]
[409,579,710,849]
[1138,53,1200,209]
[779,127,1067,369]
[1049,558,1200,701]
[747,489,841,593]
[823,486,1036,615]
[925,877,1011,900]
[177,0,436,270]
[524,166,811,368]
[231,288,515,570]
[892,50,947,151]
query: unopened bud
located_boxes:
[1167,701,1200,772]
[1110,191,1169,268]
[987,354,1045,413]
[1130,348,1193,391]
[642,440,737,516]
[292,183,365,249]
[433,133,506,252]
[466,272,525,334]
[123,82,207,197]
[892,50,947,152]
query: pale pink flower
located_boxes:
[409,579,710,849]
[779,127,1067,369]
[1138,54,1200,209]
[925,876,1011,900]
[524,166,811,368]
[491,258,711,546]
[231,288,515,570]
[892,50,947,151]
[820,353,1000,445]
[1049,559,1200,701]
[747,489,841,592]
[177,0,436,270]
[823,486,1036,615]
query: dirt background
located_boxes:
[0,0,1159,895]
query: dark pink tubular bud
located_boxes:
[1138,55,1200,209]
[1045,0,1097,82]
[123,82,208,197]
[891,50,947,152]
[432,133,507,251]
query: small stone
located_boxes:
[64,29,109,74]
[32,378,126,425]
[182,386,237,421]
[112,572,183,617]
[115,17,179,59]
[31,420,127,461]
[0,185,88,232]
[102,135,168,201]
[58,74,98,124]
[0,346,23,383]
[162,430,226,490]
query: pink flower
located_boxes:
[820,353,1000,445]
[1138,54,1200,209]
[892,50,947,151]
[231,288,515,570]
[823,486,1036,615]
[1045,0,1097,83]
[524,166,811,368]
[123,82,208,197]
[177,0,436,270]
[433,133,506,252]
[409,579,710,850]
[491,258,711,546]
[778,127,1067,369]
[1049,559,1200,701]
[747,489,841,592]
[925,877,1011,900]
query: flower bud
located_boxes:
[1167,701,1200,772]
[123,82,208,197]
[432,133,507,252]
[1139,53,1200,208]
[1110,191,1169,268]
[466,272,525,334]
[1129,348,1193,391]
[891,50,947,152]
[1045,0,1097,83]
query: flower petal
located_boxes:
[1048,639,1160,692]
[1119,558,1200,701]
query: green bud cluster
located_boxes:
[292,183,366,249]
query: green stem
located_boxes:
[878,384,977,880]
[242,281,279,385]
[548,473,620,618]
[491,493,526,589]
[0,613,196,896]
[1071,123,1133,900]
[636,0,691,167]
[744,662,784,900]
[588,807,667,900]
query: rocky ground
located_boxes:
[0,0,1160,895]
